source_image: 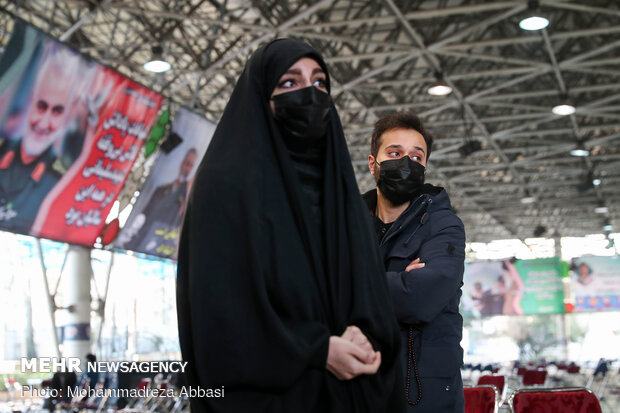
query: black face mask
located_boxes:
[272,86,331,147]
[376,156,425,205]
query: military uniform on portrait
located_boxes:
[0,138,61,233]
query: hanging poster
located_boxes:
[0,20,162,244]
[462,259,523,317]
[514,257,565,315]
[570,255,620,312]
[462,257,564,317]
[116,108,215,259]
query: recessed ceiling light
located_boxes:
[603,224,614,232]
[595,207,609,214]
[592,178,601,186]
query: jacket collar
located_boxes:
[362,183,446,214]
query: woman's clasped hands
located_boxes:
[326,325,381,380]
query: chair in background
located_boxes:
[464,384,499,413]
[522,369,547,386]
[478,374,505,395]
[563,363,586,387]
[508,387,602,413]
[126,377,152,409]
[478,374,506,404]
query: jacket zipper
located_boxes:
[379,195,429,247]
[404,198,433,245]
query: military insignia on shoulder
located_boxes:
[31,161,46,182]
[0,150,14,169]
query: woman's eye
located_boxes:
[313,78,326,88]
[278,79,294,88]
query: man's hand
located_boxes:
[326,336,381,380]
[405,257,425,272]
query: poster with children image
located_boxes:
[571,255,620,312]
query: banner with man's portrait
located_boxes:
[116,108,215,259]
[0,20,162,245]
[570,255,620,312]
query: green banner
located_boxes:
[462,258,565,317]
[516,257,565,315]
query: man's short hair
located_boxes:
[370,111,434,160]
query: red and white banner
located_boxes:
[0,21,162,245]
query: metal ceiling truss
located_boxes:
[1,0,619,243]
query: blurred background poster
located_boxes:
[0,20,162,244]
[116,108,215,260]
[571,256,620,312]
[515,258,565,315]
[462,258,565,317]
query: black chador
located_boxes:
[176,39,404,413]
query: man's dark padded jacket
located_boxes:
[363,184,466,412]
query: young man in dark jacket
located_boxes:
[363,111,466,413]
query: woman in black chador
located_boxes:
[176,39,404,412]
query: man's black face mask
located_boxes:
[376,156,425,205]
[272,86,331,146]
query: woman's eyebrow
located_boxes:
[282,68,302,76]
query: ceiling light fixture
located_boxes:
[603,224,614,232]
[578,170,597,192]
[595,206,609,214]
[428,73,452,96]
[552,93,576,115]
[520,190,537,204]
[519,1,549,31]
[552,102,576,116]
[569,141,589,157]
[587,170,601,188]
[519,15,549,31]
[144,45,171,73]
